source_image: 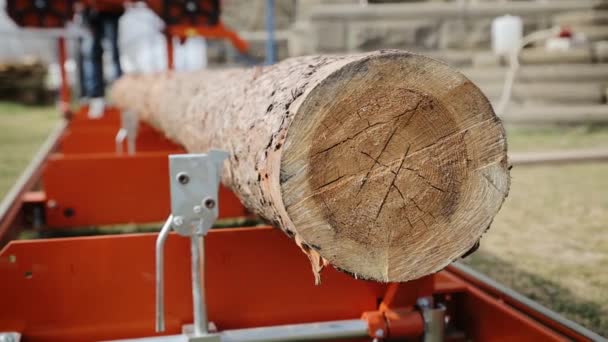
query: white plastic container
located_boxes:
[491,15,523,55]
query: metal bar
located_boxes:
[109,319,369,342]
[264,0,276,65]
[155,215,174,333]
[115,129,127,154]
[57,37,71,114]
[191,235,208,336]
[166,32,174,70]
[0,120,67,246]
[449,262,606,342]
[221,319,368,342]
[510,149,608,166]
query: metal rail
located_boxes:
[0,119,67,246]
[110,319,369,342]
[450,262,607,342]
[510,148,608,166]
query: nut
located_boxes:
[173,216,184,226]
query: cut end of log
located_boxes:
[281,51,509,282]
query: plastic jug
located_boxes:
[491,15,523,55]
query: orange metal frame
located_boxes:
[39,107,246,228]
[164,22,249,70]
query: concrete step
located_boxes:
[502,104,608,125]
[480,82,606,105]
[553,10,608,26]
[473,46,608,67]
[309,0,598,21]
[460,64,608,83]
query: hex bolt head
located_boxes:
[176,172,190,185]
[203,197,216,209]
[173,216,184,226]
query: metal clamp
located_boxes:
[417,297,446,342]
[155,150,228,340]
[115,110,138,155]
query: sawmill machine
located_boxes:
[0,1,605,341]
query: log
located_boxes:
[111,50,509,282]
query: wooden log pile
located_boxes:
[111,50,510,283]
[0,58,50,105]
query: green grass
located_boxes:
[463,163,608,336]
[0,102,58,199]
[1,101,607,336]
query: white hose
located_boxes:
[495,27,560,116]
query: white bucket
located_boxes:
[491,15,523,55]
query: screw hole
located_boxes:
[24,271,33,279]
[204,198,216,209]
[177,172,190,185]
[63,208,75,218]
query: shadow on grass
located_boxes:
[463,251,607,338]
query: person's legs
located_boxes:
[104,13,123,80]
[82,12,105,99]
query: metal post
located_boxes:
[264,0,276,65]
[166,32,175,70]
[190,234,208,336]
[155,215,174,333]
[57,37,71,114]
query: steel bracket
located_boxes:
[155,150,228,338]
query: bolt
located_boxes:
[173,216,184,226]
[193,205,202,214]
[63,208,75,218]
[186,1,197,12]
[203,197,216,209]
[47,199,57,209]
[34,0,47,9]
[176,172,190,185]
[374,329,384,338]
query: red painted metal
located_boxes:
[0,226,585,342]
[69,106,122,127]
[168,23,249,54]
[58,126,183,154]
[166,31,175,70]
[441,270,571,341]
[43,152,246,227]
[0,227,385,341]
[57,37,71,116]
[447,266,596,342]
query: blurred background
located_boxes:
[0,0,607,337]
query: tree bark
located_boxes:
[111,50,510,283]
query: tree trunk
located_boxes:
[111,50,510,283]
